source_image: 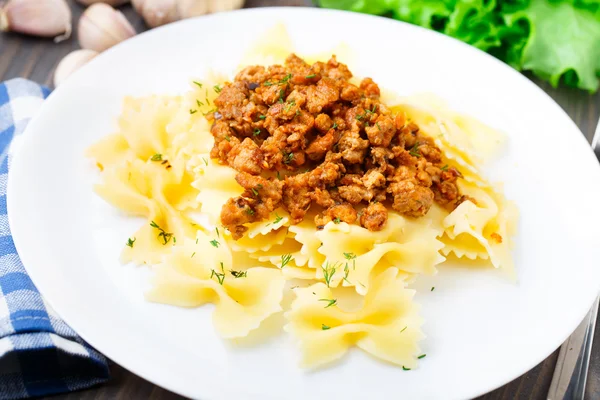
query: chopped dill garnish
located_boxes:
[321,261,339,287]
[440,165,449,171]
[281,254,293,268]
[418,354,427,359]
[230,270,248,278]
[376,122,382,131]
[258,114,266,120]
[409,143,421,158]
[150,221,173,245]
[253,128,261,136]
[126,237,136,248]
[273,213,283,224]
[276,171,282,180]
[278,88,286,103]
[224,136,231,142]
[284,99,296,113]
[333,217,341,224]
[209,239,220,248]
[343,263,350,284]
[251,187,259,197]
[321,324,330,330]
[263,81,274,86]
[402,366,411,371]
[191,252,196,258]
[431,286,435,291]
[401,326,408,333]
[246,208,255,216]
[192,81,202,88]
[189,109,197,114]
[332,122,338,129]
[279,73,292,84]
[202,157,208,166]
[408,142,421,158]
[197,99,204,107]
[283,151,294,164]
[319,298,337,308]
[306,74,316,79]
[343,252,357,270]
[210,269,225,285]
[151,153,162,161]
[213,84,222,93]
[215,227,220,238]
[202,108,217,116]
[356,113,364,121]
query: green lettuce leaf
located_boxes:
[504,0,600,91]
[317,0,396,14]
[316,0,600,92]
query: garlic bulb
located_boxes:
[78,3,136,52]
[76,0,130,6]
[54,49,98,87]
[132,0,245,28]
[0,0,72,42]
[193,0,244,14]
[132,0,178,28]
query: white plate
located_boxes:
[8,7,600,400]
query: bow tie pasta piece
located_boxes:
[94,159,196,265]
[289,219,327,269]
[117,95,183,161]
[315,213,445,294]
[146,236,286,338]
[442,181,518,277]
[194,160,243,224]
[284,267,423,369]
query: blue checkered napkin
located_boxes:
[0,79,109,399]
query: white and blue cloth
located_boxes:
[0,79,109,399]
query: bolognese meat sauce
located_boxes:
[210,54,467,239]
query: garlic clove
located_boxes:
[76,0,130,6]
[132,0,179,28]
[176,0,208,18]
[78,3,136,52]
[0,0,72,42]
[208,0,245,13]
[54,49,99,87]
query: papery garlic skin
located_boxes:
[132,0,178,28]
[76,0,130,6]
[78,3,136,52]
[0,0,72,42]
[54,49,98,87]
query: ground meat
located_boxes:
[305,130,336,161]
[388,179,434,217]
[306,77,339,114]
[338,129,369,164]
[282,173,312,223]
[360,202,388,231]
[211,53,464,238]
[226,138,263,175]
[220,197,256,239]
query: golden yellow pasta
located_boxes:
[284,267,424,368]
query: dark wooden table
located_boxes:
[1,1,599,399]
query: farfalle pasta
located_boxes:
[284,268,424,368]
[87,26,517,371]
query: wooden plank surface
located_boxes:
[0,0,598,399]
